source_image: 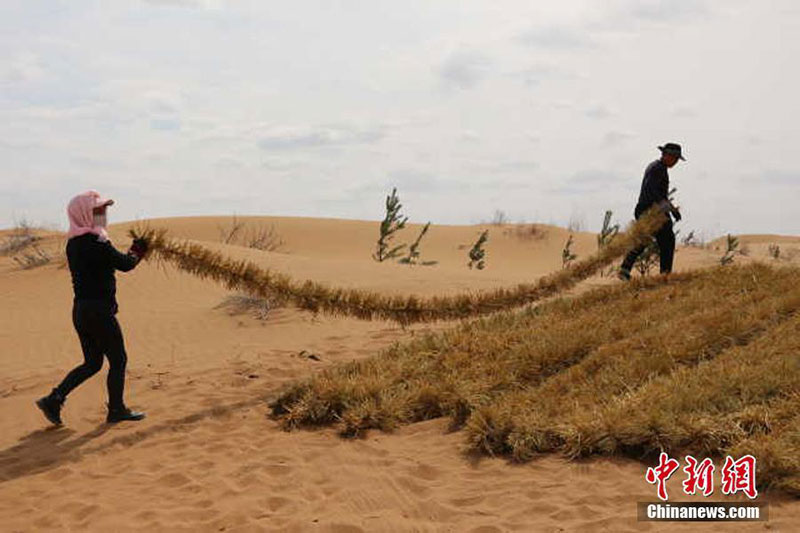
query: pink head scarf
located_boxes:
[67,190,114,242]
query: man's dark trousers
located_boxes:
[620,218,675,274]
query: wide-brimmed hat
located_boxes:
[658,142,686,161]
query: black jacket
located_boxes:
[67,233,139,313]
[634,159,669,219]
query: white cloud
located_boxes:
[515,25,595,49]
[0,2,797,235]
[257,124,386,151]
[624,0,710,22]
[460,129,480,142]
[438,49,492,90]
[551,169,627,195]
[585,104,614,119]
[604,130,635,146]
[2,52,47,84]
[513,64,582,87]
[141,0,223,9]
[670,105,697,118]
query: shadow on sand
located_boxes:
[0,392,274,485]
[0,424,109,484]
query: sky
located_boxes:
[1,0,798,237]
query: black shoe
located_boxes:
[106,406,146,424]
[36,390,64,426]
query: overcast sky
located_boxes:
[1,0,798,236]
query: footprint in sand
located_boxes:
[264,464,293,476]
[407,462,441,482]
[394,475,431,496]
[45,466,73,481]
[449,495,485,507]
[68,503,100,522]
[329,525,366,533]
[469,526,504,533]
[263,495,292,512]
[158,472,192,488]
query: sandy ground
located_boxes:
[1,216,798,532]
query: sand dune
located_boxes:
[1,216,798,531]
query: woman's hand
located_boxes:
[129,238,149,259]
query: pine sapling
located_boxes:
[373,187,408,262]
[562,234,577,269]
[597,210,620,277]
[597,210,620,249]
[668,186,677,202]
[399,222,435,265]
[720,234,739,265]
[635,238,660,276]
[468,230,489,270]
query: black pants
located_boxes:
[620,219,675,275]
[55,301,128,410]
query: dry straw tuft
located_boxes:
[268,261,800,494]
[129,208,668,325]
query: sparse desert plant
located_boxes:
[0,218,41,256]
[720,234,739,265]
[491,209,508,226]
[399,222,435,266]
[468,230,489,270]
[769,244,781,260]
[12,244,51,269]
[215,292,274,320]
[129,207,668,324]
[562,234,577,269]
[244,223,284,251]
[373,187,408,262]
[506,223,547,241]
[217,214,247,245]
[217,215,284,251]
[567,214,585,233]
[681,230,696,246]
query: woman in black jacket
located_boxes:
[36,190,148,425]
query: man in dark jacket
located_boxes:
[36,191,149,425]
[619,143,685,280]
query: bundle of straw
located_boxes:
[129,208,667,324]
